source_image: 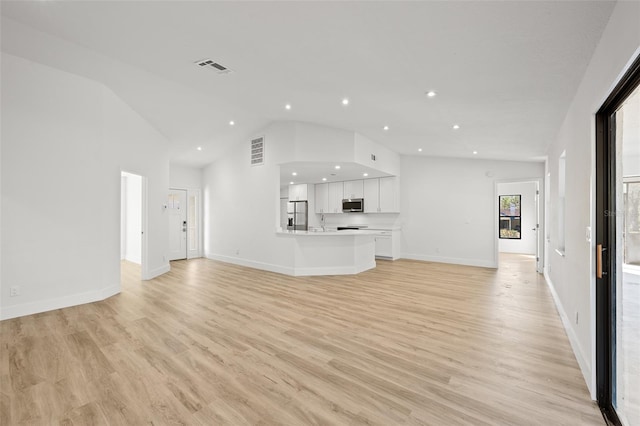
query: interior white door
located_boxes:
[168,189,187,261]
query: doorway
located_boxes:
[495,179,543,272]
[595,54,640,426]
[121,171,148,280]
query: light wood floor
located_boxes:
[1,254,604,425]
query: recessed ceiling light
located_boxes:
[473,151,478,155]
[197,146,202,151]
[292,172,297,176]
[453,124,460,130]
[289,181,294,185]
[229,120,235,126]
[383,125,389,131]
[335,165,341,169]
[363,173,369,177]
[426,91,437,98]
[285,104,292,110]
[322,177,327,181]
[342,98,349,106]
[418,148,423,152]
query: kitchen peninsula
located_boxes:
[276,229,378,276]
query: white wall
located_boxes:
[354,133,401,176]
[203,123,295,273]
[1,52,171,320]
[498,181,537,255]
[544,0,640,397]
[122,172,142,264]
[170,164,203,189]
[400,156,544,268]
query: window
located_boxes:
[499,195,521,239]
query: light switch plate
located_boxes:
[586,226,591,243]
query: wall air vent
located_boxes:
[250,136,265,166]
[195,59,232,74]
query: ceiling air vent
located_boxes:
[194,59,232,74]
[250,136,265,166]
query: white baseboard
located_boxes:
[125,255,141,265]
[543,270,593,395]
[294,260,376,276]
[401,253,497,268]
[205,252,294,276]
[1,283,121,321]
[205,253,375,277]
[146,263,170,280]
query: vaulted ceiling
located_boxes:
[1,1,616,167]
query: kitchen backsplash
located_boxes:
[321,212,402,229]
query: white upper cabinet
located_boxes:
[315,183,329,213]
[379,176,399,213]
[328,182,344,213]
[288,183,308,201]
[363,179,379,213]
[343,180,364,199]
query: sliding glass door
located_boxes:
[596,55,640,426]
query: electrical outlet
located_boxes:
[575,311,579,325]
[10,286,20,297]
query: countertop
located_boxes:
[276,229,381,237]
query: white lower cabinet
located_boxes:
[373,230,400,259]
[374,236,393,258]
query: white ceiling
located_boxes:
[1,1,616,168]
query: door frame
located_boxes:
[595,53,640,425]
[120,170,150,280]
[493,177,544,272]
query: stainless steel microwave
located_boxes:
[342,198,364,212]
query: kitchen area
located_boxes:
[277,162,402,275]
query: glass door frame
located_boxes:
[595,53,640,426]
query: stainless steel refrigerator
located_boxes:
[287,201,308,231]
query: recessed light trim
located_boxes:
[383,125,389,131]
[473,151,478,155]
[289,181,294,185]
[292,172,297,176]
[418,148,423,152]
[341,98,349,106]
[285,104,292,110]
[335,165,341,169]
[197,146,202,151]
[363,173,369,177]
[426,91,437,98]
[229,120,235,126]
[322,177,327,181]
[453,124,460,130]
